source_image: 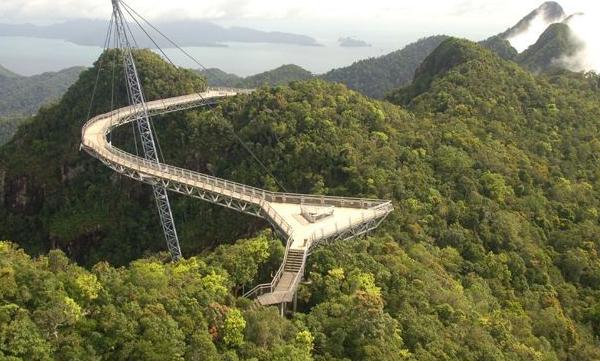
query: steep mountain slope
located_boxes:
[500,1,566,51]
[479,35,518,60]
[0,64,20,78]
[0,50,213,266]
[0,65,85,117]
[0,64,84,145]
[0,115,24,146]
[321,35,449,98]
[3,38,600,359]
[517,22,583,72]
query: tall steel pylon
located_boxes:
[110,0,182,260]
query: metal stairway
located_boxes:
[256,248,307,306]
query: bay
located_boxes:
[0,36,394,77]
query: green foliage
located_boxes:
[0,115,25,145]
[199,68,242,87]
[0,236,285,360]
[223,309,246,347]
[321,35,449,98]
[201,64,313,88]
[239,65,313,88]
[479,35,518,60]
[0,65,84,117]
[0,49,211,265]
[207,232,271,294]
[2,36,600,360]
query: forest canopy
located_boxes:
[2,38,600,360]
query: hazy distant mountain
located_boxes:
[200,64,313,88]
[199,68,243,87]
[338,37,371,48]
[516,23,583,73]
[0,64,84,144]
[499,1,565,41]
[0,19,320,48]
[0,65,85,118]
[241,65,313,88]
[0,64,20,79]
[321,35,449,99]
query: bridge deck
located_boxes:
[81,88,393,307]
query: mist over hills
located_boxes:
[0,64,20,78]
[517,22,584,73]
[500,1,566,51]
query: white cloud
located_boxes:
[507,11,564,52]
[0,0,545,22]
[562,11,600,72]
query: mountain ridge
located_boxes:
[321,35,449,98]
[0,19,321,48]
[516,22,584,73]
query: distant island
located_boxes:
[0,19,321,48]
[338,37,371,47]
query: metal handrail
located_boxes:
[81,88,392,248]
[82,88,391,211]
[81,88,395,304]
[243,230,294,298]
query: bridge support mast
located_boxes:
[111,0,183,260]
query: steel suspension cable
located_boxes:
[85,12,115,124]
[119,0,289,192]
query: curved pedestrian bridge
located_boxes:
[81,88,393,307]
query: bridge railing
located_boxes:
[82,89,392,248]
[82,89,395,305]
[306,201,393,247]
[242,230,295,299]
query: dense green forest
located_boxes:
[321,35,449,99]
[0,64,84,144]
[0,65,84,117]
[3,36,600,360]
[0,115,24,146]
[199,68,243,87]
[200,64,313,88]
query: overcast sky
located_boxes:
[1,0,597,41]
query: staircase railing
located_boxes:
[242,230,295,299]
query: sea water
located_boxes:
[0,35,396,77]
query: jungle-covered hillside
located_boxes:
[2,38,600,360]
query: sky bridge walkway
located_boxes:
[81,88,393,308]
